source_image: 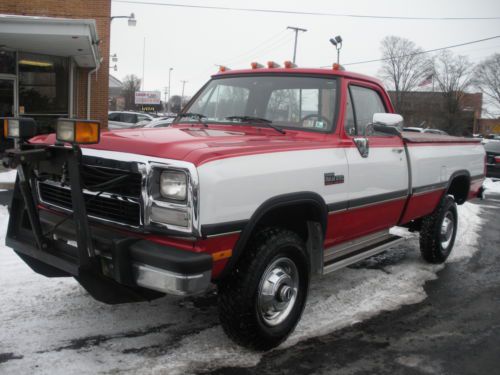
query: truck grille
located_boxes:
[37,163,143,228]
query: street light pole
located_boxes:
[180,80,188,110]
[141,37,146,90]
[287,26,307,64]
[167,67,173,113]
[329,35,343,64]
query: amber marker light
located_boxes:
[267,61,280,68]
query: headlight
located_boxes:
[4,117,38,140]
[7,119,20,138]
[56,118,100,144]
[160,170,187,201]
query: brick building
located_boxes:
[388,91,483,136]
[0,0,110,130]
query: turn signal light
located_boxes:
[56,119,100,145]
[251,62,264,69]
[3,117,38,140]
[267,61,280,68]
[283,60,297,68]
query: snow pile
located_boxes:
[483,178,500,197]
[0,202,483,374]
[0,169,17,183]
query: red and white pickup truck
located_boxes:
[2,65,485,350]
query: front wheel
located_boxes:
[218,228,309,350]
[419,195,458,263]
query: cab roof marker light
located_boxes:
[332,63,345,71]
[283,60,297,68]
[250,62,264,69]
[267,61,280,68]
[218,65,230,72]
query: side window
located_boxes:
[349,86,386,136]
[121,113,138,123]
[344,91,356,136]
[137,114,151,122]
[108,113,120,121]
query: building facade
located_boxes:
[0,0,110,130]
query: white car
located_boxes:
[108,111,155,129]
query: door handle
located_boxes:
[392,148,403,154]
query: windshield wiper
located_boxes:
[176,112,208,127]
[224,116,285,134]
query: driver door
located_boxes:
[342,82,408,240]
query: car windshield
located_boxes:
[178,75,338,132]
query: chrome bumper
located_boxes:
[132,263,211,296]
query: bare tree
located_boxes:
[473,53,500,117]
[379,36,432,112]
[121,74,141,110]
[432,50,474,134]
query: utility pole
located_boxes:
[287,26,307,64]
[167,67,173,113]
[180,80,188,110]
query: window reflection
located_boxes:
[18,53,68,116]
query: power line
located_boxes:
[112,0,500,20]
[322,35,500,67]
[222,30,288,65]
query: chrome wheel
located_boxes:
[440,211,455,249]
[257,257,299,327]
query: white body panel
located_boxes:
[344,146,408,200]
[407,144,485,188]
[197,149,349,225]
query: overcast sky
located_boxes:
[109,0,500,98]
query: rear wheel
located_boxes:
[419,195,458,263]
[218,228,309,350]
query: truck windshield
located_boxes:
[179,75,338,132]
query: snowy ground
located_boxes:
[483,177,500,198]
[0,202,483,374]
[0,170,17,184]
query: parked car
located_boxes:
[403,127,448,135]
[108,111,155,129]
[142,117,175,128]
[2,65,485,350]
[484,140,500,178]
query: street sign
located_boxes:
[135,91,161,105]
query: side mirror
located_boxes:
[371,113,403,136]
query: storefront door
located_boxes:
[0,76,16,117]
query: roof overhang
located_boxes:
[0,14,101,68]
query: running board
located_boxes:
[323,235,405,275]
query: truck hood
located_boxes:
[30,124,330,166]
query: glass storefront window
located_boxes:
[0,50,16,74]
[18,52,69,116]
